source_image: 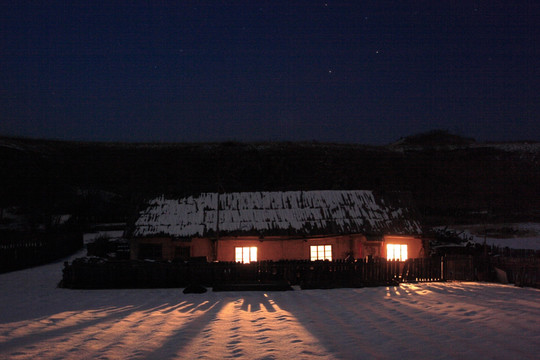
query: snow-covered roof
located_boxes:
[133,190,423,238]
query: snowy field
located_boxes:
[449,223,540,250]
[1,252,539,360]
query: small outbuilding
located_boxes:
[131,190,424,263]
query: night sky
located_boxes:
[1,1,539,144]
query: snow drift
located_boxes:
[0,252,539,359]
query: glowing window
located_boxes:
[310,245,332,261]
[386,244,408,261]
[235,247,257,263]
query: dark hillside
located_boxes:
[399,146,540,223]
[392,130,475,148]
[1,136,539,226]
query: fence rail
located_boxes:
[61,257,444,289]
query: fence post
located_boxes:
[440,256,444,281]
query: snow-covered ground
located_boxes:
[1,252,539,360]
[447,223,540,251]
[83,230,125,245]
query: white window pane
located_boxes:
[401,245,408,261]
[235,247,243,263]
[387,244,396,260]
[310,246,317,261]
[250,247,257,262]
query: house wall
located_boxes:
[361,240,383,259]
[216,235,363,262]
[131,237,170,260]
[131,234,424,261]
[131,237,208,261]
[191,237,213,259]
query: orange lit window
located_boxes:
[310,245,332,261]
[235,247,257,263]
[387,244,408,261]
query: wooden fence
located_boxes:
[491,256,540,288]
[442,255,477,281]
[0,230,83,273]
[61,257,444,289]
[63,254,540,290]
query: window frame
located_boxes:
[235,246,257,264]
[386,244,408,261]
[310,245,332,261]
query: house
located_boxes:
[131,190,424,263]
